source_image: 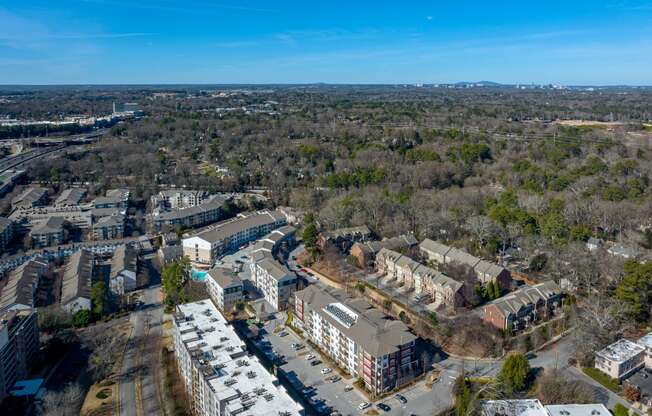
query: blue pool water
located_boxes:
[191,269,208,282]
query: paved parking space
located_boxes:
[259,313,455,416]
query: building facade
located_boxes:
[594,339,645,380]
[151,196,226,232]
[182,210,287,266]
[376,248,464,308]
[92,214,125,240]
[250,258,296,311]
[419,238,512,288]
[483,280,563,331]
[205,268,244,314]
[294,286,419,395]
[0,308,39,402]
[109,245,138,296]
[0,218,13,253]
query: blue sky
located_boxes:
[1,1,652,85]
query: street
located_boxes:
[115,284,164,416]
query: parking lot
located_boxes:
[258,312,455,416]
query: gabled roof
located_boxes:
[110,245,137,279]
[0,256,48,310]
[61,249,93,304]
[487,280,561,317]
[31,217,66,235]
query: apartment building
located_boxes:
[250,225,296,259]
[152,189,210,209]
[419,238,512,288]
[483,281,563,331]
[594,339,645,380]
[10,206,92,231]
[151,195,226,232]
[54,188,86,207]
[250,258,296,311]
[11,187,48,210]
[376,248,464,308]
[0,217,13,253]
[60,249,93,313]
[30,217,67,248]
[205,268,244,314]
[317,225,373,252]
[638,333,652,368]
[0,308,39,402]
[173,300,303,416]
[92,214,125,240]
[182,210,287,266]
[0,256,49,311]
[294,286,419,395]
[350,234,418,268]
[481,400,610,416]
[109,245,138,295]
[93,188,130,209]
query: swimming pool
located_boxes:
[191,269,208,282]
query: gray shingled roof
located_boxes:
[295,285,416,357]
[487,280,561,316]
[207,267,242,289]
[110,245,137,279]
[0,256,48,309]
[54,188,86,206]
[194,210,285,244]
[31,217,66,235]
[61,249,93,304]
[155,195,226,221]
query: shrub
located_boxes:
[582,367,620,393]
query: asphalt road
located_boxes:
[116,285,164,416]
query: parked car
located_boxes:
[329,376,341,383]
[310,360,322,366]
[295,344,305,350]
[344,385,354,392]
[305,354,316,360]
[321,368,332,375]
[377,403,391,412]
[358,402,371,410]
[279,331,288,337]
[395,394,407,404]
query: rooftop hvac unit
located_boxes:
[224,379,237,387]
[246,371,257,379]
[264,393,274,401]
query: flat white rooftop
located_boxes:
[638,332,652,349]
[481,400,548,416]
[546,404,610,416]
[175,300,303,416]
[596,338,645,363]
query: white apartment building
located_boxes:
[206,268,244,314]
[594,338,645,380]
[250,258,296,311]
[481,400,611,416]
[173,300,303,416]
[153,190,210,209]
[182,210,287,266]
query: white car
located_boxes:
[321,368,332,375]
[305,354,316,361]
[358,402,370,410]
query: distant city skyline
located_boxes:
[1,1,652,85]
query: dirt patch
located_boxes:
[80,381,114,416]
[554,120,624,127]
